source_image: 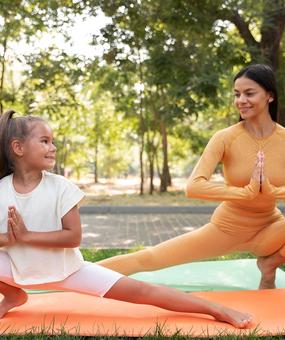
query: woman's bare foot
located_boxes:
[257,256,277,289]
[213,305,252,328]
[0,287,28,318]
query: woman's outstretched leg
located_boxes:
[98,223,238,275]
[104,276,252,329]
[0,281,28,318]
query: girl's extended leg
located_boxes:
[0,258,252,328]
[104,276,252,328]
[98,223,240,275]
[63,265,252,328]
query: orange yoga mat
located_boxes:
[0,289,285,337]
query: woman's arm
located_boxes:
[262,180,285,199]
[258,151,285,199]
[186,131,260,201]
[8,206,82,248]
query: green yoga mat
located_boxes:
[130,259,285,291]
[26,259,285,294]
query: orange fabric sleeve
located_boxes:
[262,179,285,200]
[186,130,260,201]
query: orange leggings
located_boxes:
[98,204,285,275]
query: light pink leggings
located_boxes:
[0,251,123,297]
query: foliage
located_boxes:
[19,48,88,175]
[0,0,88,112]
[82,80,133,180]
[1,0,285,183]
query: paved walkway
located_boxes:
[80,205,285,249]
[80,206,213,248]
[81,212,210,248]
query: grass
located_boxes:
[80,248,256,262]
[78,178,217,206]
[0,333,283,339]
[81,247,285,271]
[83,190,218,206]
[1,331,285,339]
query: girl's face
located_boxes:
[20,122,56,171]
[234,76,273,121]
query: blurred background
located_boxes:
[1,0,284,200]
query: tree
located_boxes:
[82,78,131,182]
[0,0,88,114]
[20,48,87,175]
[224,0,285,124]
[89,0,226,191]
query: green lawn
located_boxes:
[81,247,255,262]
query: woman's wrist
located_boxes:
[261,178,275,196]
[246,178,261,198]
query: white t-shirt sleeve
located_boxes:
[59,177,85,217]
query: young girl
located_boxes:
[0,109,251,328]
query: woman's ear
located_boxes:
[11,139,24,157]
[268,92,274,103]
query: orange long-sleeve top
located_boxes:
[186,121,285,211]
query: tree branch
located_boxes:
[227,11,260,51]
[260,0,285,69]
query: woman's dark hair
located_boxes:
[0,110,45,179]
[234,64,278,122]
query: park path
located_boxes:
[80,206,212,248]
[80,205,285,248]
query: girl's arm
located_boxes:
[186,131,260,201]
[0,224,16,247]
[8,206,82,248]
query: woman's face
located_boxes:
[234,76,273,120]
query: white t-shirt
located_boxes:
[0,171,85,285]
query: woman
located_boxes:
[98,64,285,290]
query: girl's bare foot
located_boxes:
[213,305,252,328]
[0,287,28,318]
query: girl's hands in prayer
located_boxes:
[2,222,16,247]
[8,206,28,244]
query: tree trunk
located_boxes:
[148,154,155,195]
[155,151,161,183]
[160,120,171,192]
[0,36,8,114]
[139,137,144,195]
[261,0,285,125]
[260,0,285,71]
[146,123,158,195]
[94,140,98,183]
[138,56,145,195]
